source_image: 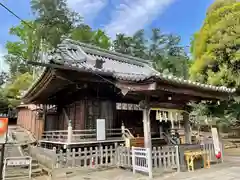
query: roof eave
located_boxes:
[22,68,53,103]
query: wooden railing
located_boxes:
[41,128,133,143]
[42,130,68,142]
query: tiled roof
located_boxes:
[24,38,236,98]
[49,39,156,81]
[46,39,235,93]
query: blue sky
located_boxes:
[0,0,214,70]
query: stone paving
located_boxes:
[7,126,240,180]
[162,163,240,180]
[50,156,240,180]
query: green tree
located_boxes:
[157,34,189,77]
[131,30,147,58]
[190,0,240,87]
[129,29,190,77]
[0,72,9,86]
[113,29,189,78]
[91,30,111,49]
[5,21,41,77]
[70,24,94,44]
[190,0,240,125]
[113,34,133,54]
[3,21,43,108]
[0,72,10,113]
[32,0,111,49]
[3,73,33,107]
[31,0,81,48]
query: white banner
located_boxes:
[211,127,221,155]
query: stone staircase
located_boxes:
[2,126,43,179]
[4,144,23,157]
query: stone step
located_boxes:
[5,145,22,157]
[4,167,43,178]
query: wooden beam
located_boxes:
[149,102,186,110]
[116,82,156,92]
[116,81,228,100]
[54,70,111,84]
[156,84,229,100]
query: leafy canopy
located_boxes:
[190,0,240,125]
[190,0,240,87]
[113,29,189,78]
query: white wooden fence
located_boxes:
[201,143,223,162]
[27,142,219,177]
[132,147,153,178]
[117,146,180,172]
[56,145,118,168]
[29,145,180,172]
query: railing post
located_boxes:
[132,147,136,174]
[114,143,118,166]
[221,141,224,163]
[67,120,72,144]
[178,145,186,171]
[121,122,125,136]
[175,145,180,172]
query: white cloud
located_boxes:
[0,45,8,72]
[68,0,107,23]
[105,0,176,38]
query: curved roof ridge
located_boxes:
[63,38,153,67]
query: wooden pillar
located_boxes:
[141,97,152,149]
[183,112,191,144]
[142,97,153,178]
[143,107,151,148]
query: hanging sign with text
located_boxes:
[0,118,8,144]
